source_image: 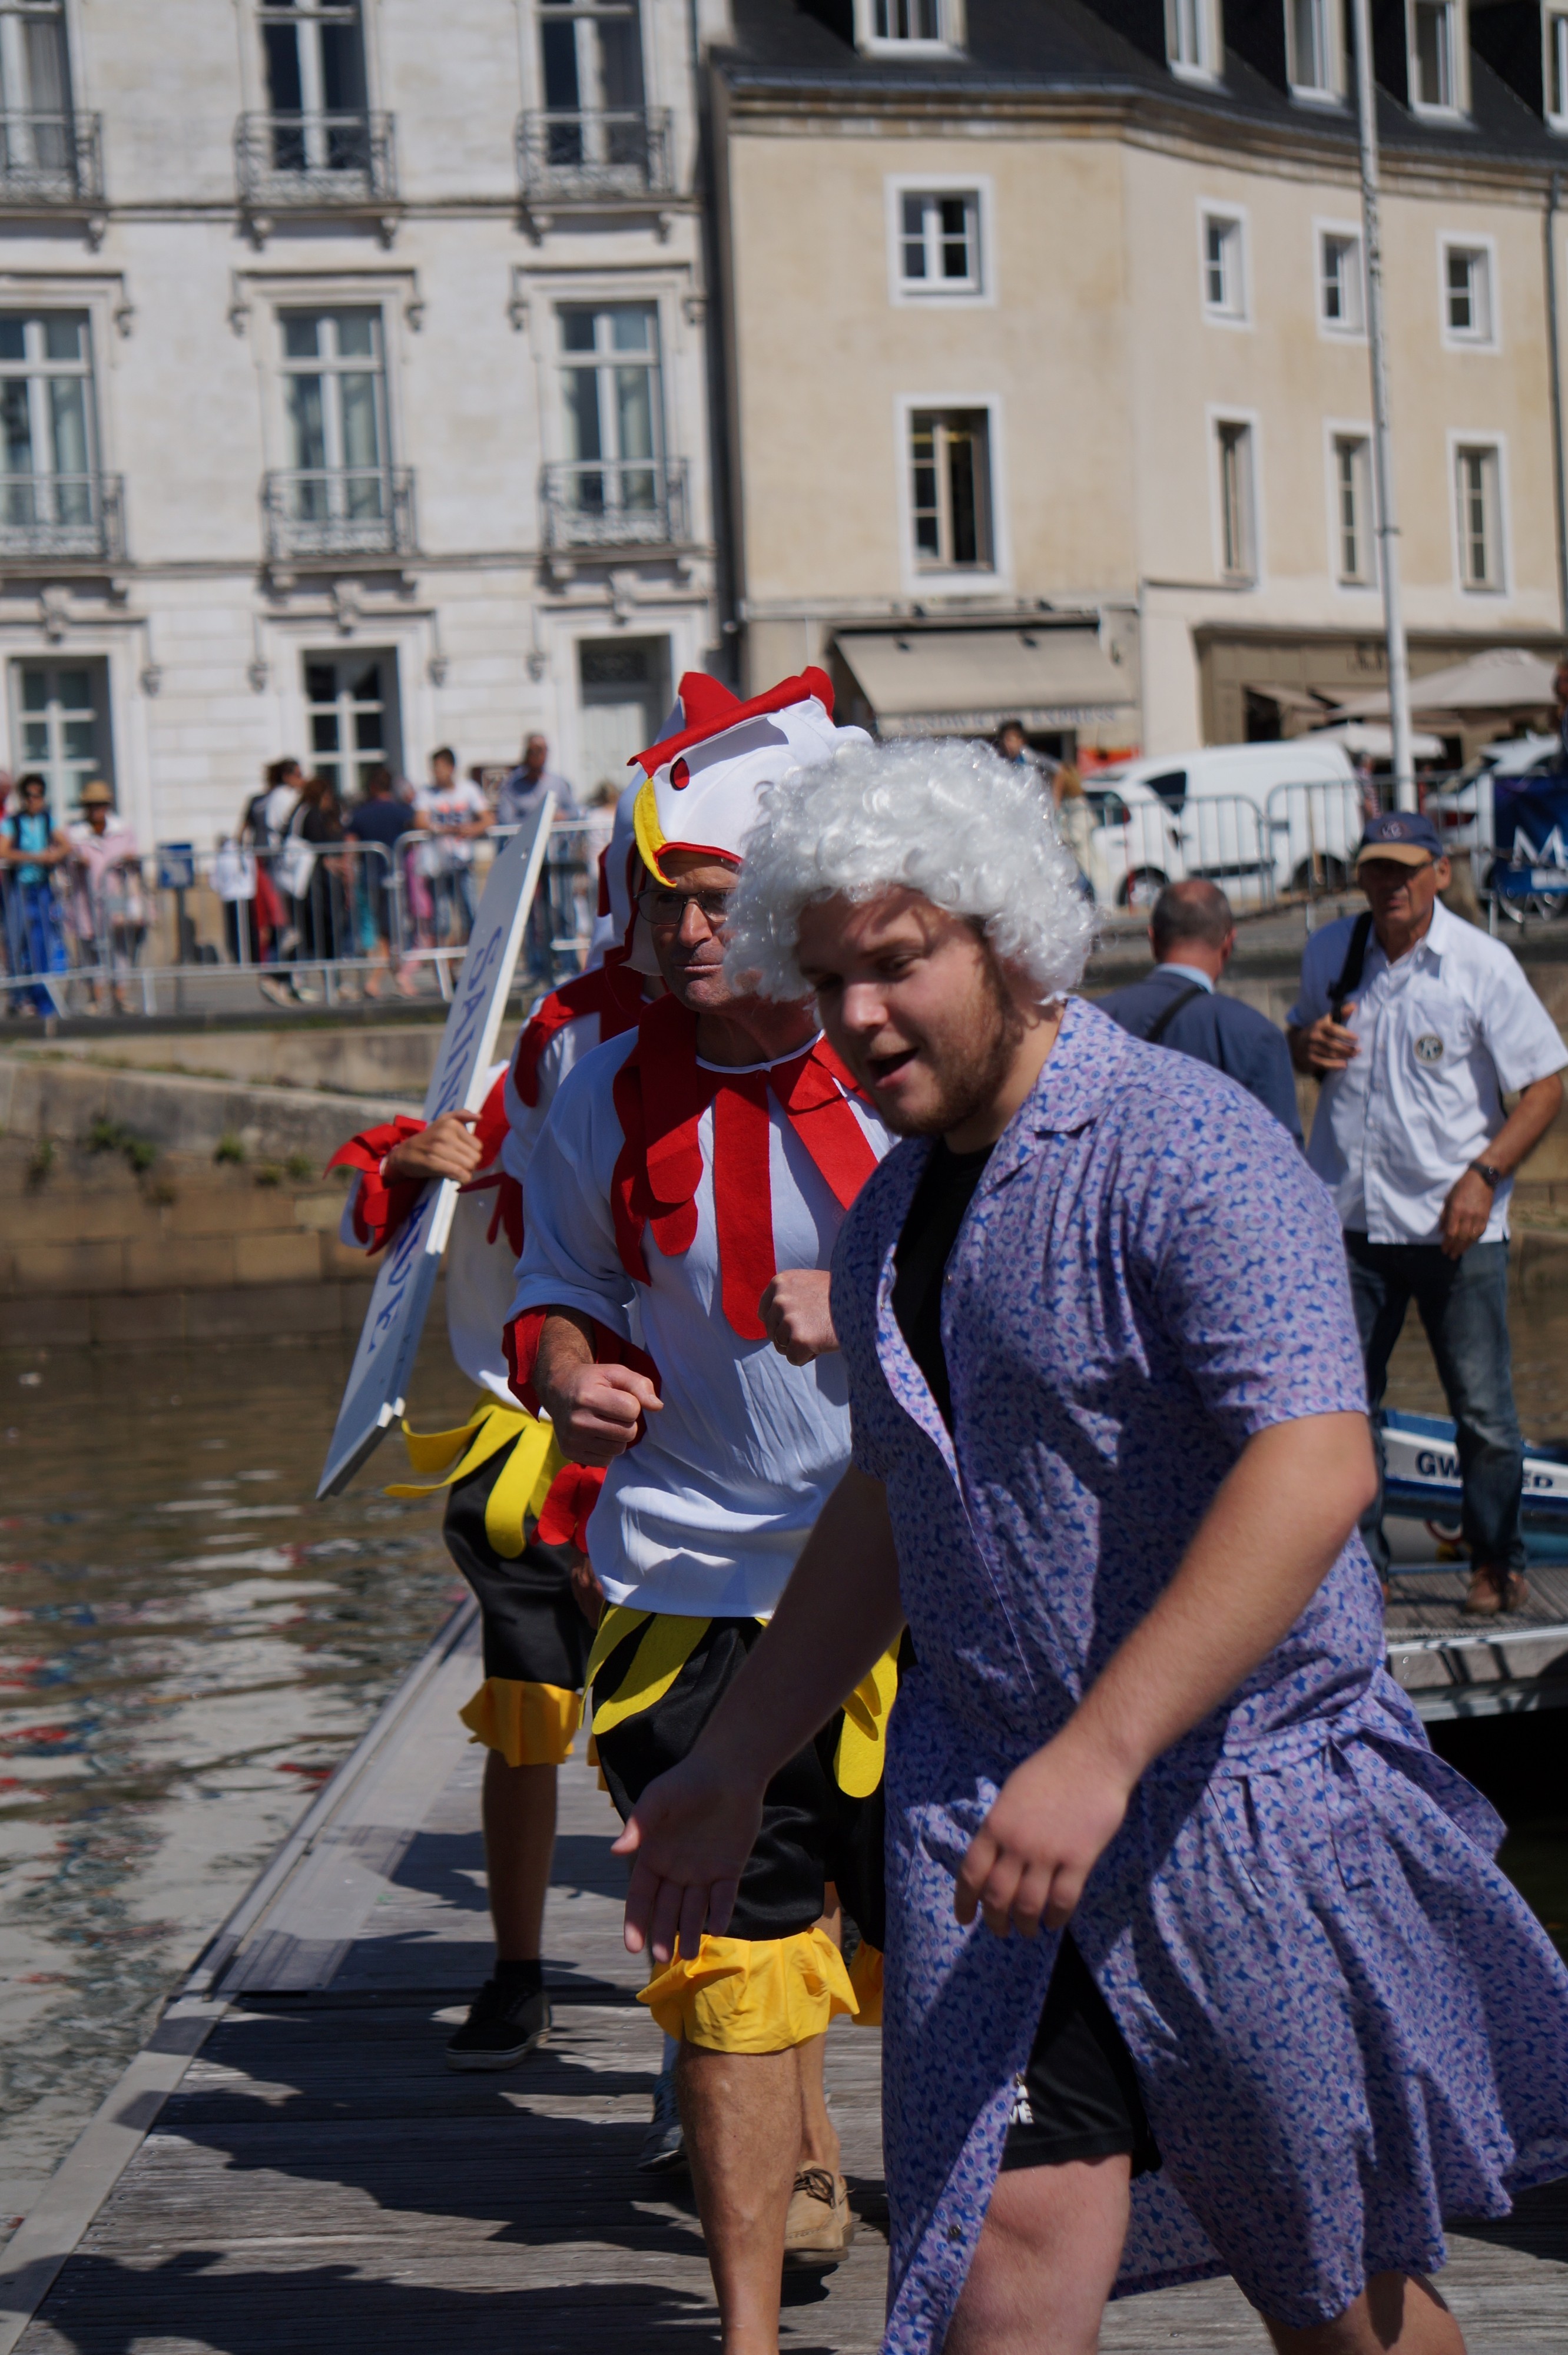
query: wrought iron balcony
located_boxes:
[236,112,397,211]
[541,457,688,552]
[0,473,124,563]
[516,108,672,203]
[262,468,415,563]
[0,112,104,206]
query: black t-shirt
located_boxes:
[891,1139,994,1430]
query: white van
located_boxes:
[1090,741,1360,903]
[1078,776,1186,911]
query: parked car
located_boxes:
[1090,741,1360,902]
[1079,777,1186,910]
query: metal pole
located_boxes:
[1349,0,1415,811]
[1544,173,1568,636]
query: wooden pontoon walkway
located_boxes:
[1,1601,1564,2353]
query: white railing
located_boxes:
[0,816,605,1020]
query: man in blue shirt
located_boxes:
[1096,880,1301,1140]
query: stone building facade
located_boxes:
[709,0,1568,761]
[0,0,725,850]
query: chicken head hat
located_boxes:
[630,666,868,887]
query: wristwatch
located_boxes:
[1468,1160,1504,1189]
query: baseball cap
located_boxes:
[1355,810,1443,867]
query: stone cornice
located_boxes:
[717,72,1565,204]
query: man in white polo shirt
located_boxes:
[1289,810,1566,1616]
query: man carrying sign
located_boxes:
[327,784,651,2072]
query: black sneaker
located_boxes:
[444,1978,550,2072]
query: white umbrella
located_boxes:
[1330,645,1558,721]
[1307,719,1445,759]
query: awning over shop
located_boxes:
[835,625,1133,739]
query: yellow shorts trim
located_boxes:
[834,1646,900,1799]
[638,1924,858,2053]
[458,1675,582,1766]
[385,1400,562,1560]
[846,1939,883,2028]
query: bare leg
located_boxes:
[797,2032,841,2172]
[481,1753,556,1961]
[678,2042,801,2355]
[801,1884,844,2171]
[944,2157,1131,2355]
[1264,2272,1465,2355]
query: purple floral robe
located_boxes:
[831,997,1568,2344]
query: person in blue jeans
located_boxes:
[1288,810,1566,1615]
[1,773,69,1016]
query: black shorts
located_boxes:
[591,1611,887,1949]
[999,1933,1161,2178]
[442,1436,592,1760]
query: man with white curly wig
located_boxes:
[619,736,1568,2355]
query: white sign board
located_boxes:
[316,798,555,1498]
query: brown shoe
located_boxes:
[1462,1564,1530,1617]
[783,2166,855,2268]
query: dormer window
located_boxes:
[854,0,965,55]
[1410,0,1464,114]
[1168,0,1221,84]
[1548,5,1568,127]
[1288,0,1341,99]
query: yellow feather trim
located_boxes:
[591,1611,710,1739]
[384,1401,562,1561]
[632,775,673,886]
[638,1925,858,2052]
[458,1676,582,1766]
[833,1644,901,1799]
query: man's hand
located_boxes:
[535,1358,661,1467]
[383,1109,484,1186]
[759,1269,838,1365]
[614,1750,765,1964]
[1289,1005,1361,1077]
[955,1727,1133,1939]
[1440,1167,1494,1260]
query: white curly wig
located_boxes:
[723,735,1098,1003]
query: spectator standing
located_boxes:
[497,732,578,979]
[415,746,490,944]
[1288,810,1567,1616]
[993,716,1058,789]
[66,781,145,1013]
[1098,879,1302,1139]
[495,732,577,827]
[345,764,417,999]
[1,774,69,1016]
[287,776,352,1001]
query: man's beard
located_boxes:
[881,953,1023,1138]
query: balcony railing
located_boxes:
[541,457,688,551]
[0,473,124,562]
[516,108,672,202]
[0,112,103,206]
[262,467,415,563]
[236,112,397,211]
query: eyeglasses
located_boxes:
[638,885,734,927]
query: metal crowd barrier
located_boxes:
[0,813,608,1019]
[1078,778,1369,916]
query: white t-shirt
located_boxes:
[414,778,489,867]
[510,1031,894,1619]
[1289,898,1566,1243]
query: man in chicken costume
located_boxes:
[327,778,653,2076]
[508,667,899,2310]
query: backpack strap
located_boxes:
[1142,981,1209,1045]
[1328,910,1374,1024]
